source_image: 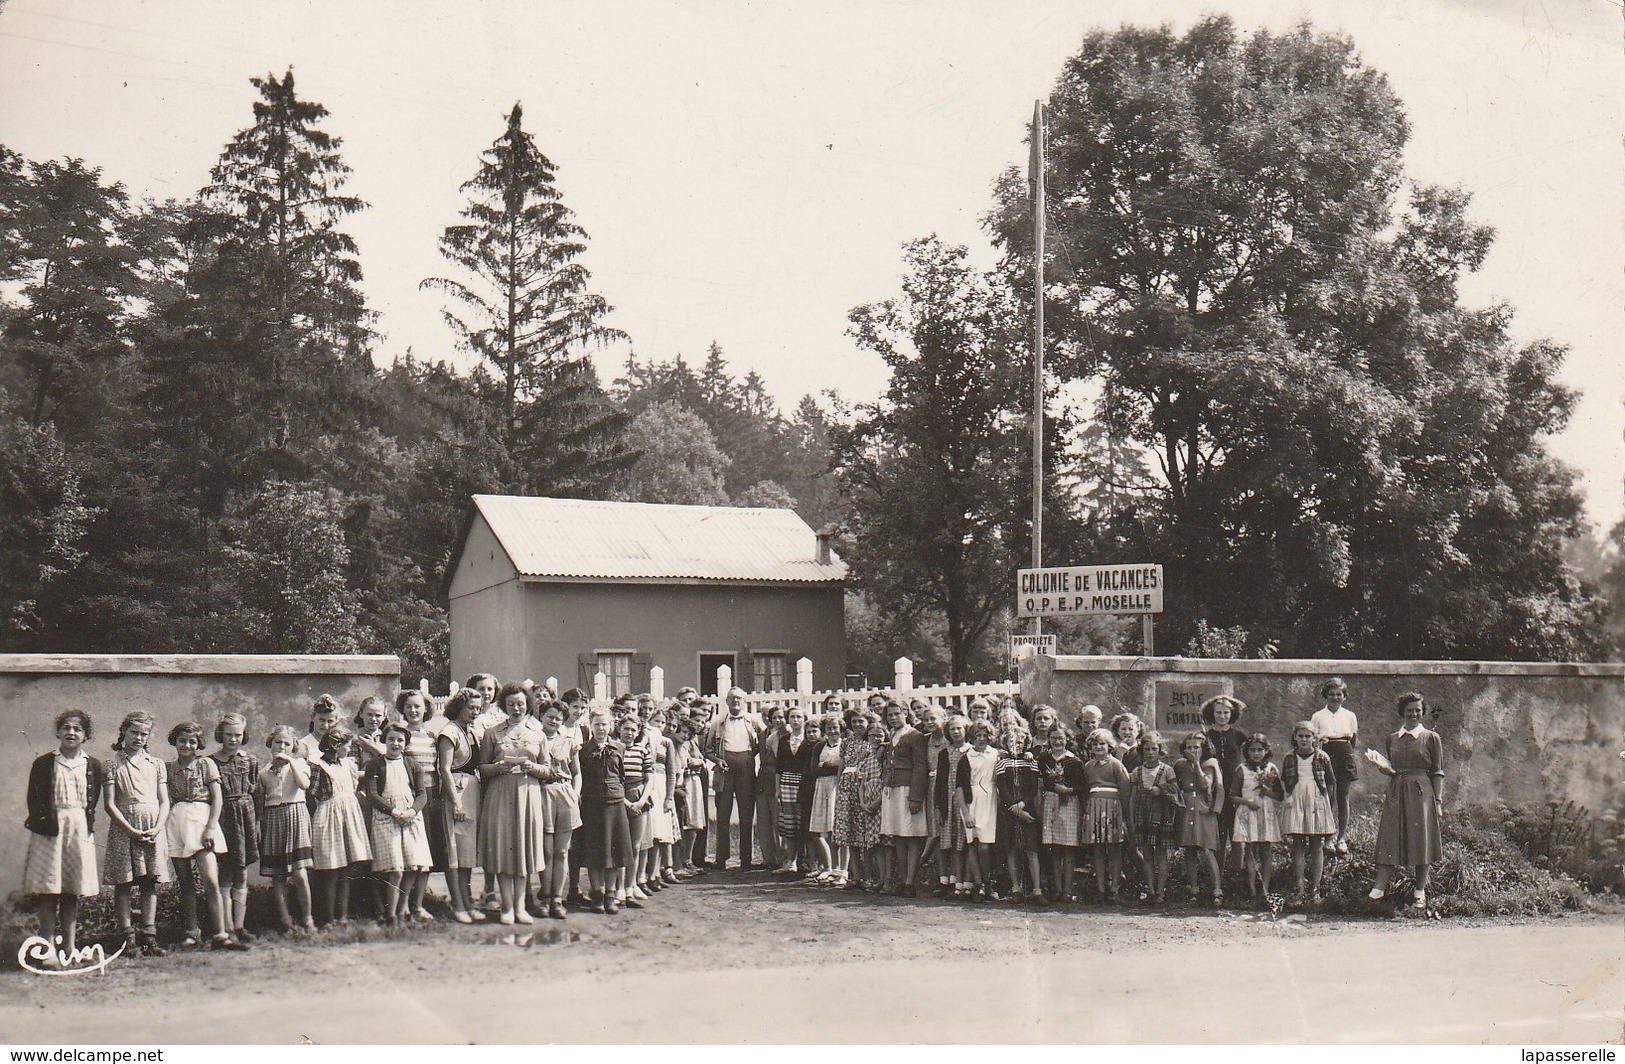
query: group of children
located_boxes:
[713,679,1441,913]
[19,676,1445,966]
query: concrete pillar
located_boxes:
[796,657,814,702]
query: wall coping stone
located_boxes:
[0,654,401,676]
[1041,656,1625,679]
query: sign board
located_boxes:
[1151,679,1230,733]
[1008,634,1057,663]
[1016,564,1163,618]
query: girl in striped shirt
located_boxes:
[396,690,442,919]
[618,715,653,908]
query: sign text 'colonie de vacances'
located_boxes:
[1016,564,1164,618]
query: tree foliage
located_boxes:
[0,419,98,646]
[617,400,731,506]
[835,236,1076,680]
[988,17,1605,660]
[218,482,361,653]
[424,103,631,497]
[181,69,374,484]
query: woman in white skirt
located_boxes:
[164,722,244,950]
[23,710,104,966]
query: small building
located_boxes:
[446,495,847,697]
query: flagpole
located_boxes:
[1030,100,1046,640]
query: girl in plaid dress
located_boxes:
[104,712,171,956]
[397,690,445,889]
[1127,731,1177,903]
[1038,726,1083,902]
[671,718,707,876]
[933,716,971,897]
[307,724,371,924]
[210,714,259,942]
[1081,729,1131,901]
[362,722,432,923]
[257,725,317,933]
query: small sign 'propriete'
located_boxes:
[1016,564,1163,618]
[1009,634,1057,661]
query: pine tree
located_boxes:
[169,69,373,489]
[423,103,629,495]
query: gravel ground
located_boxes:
[5,868,1619,1044]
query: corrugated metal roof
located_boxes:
[472,495,847,584]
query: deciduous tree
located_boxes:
[836,236,1075,680]
[989,17,1605,659]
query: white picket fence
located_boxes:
[723,657,1018,715]
[407,657,1018,717]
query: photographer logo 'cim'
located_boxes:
[17,935,123,976]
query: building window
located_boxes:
[752,652,787,693]
[597,652,633,698]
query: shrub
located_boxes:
[1493,799,1624,895]
[1311,808,1591,917]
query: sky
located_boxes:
[1,0,1620,528]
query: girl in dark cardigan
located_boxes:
[995,728,1044,903]
[24,710,104,965]
[1200,695,1249,870]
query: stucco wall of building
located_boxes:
[452,580,846,694]
[0,654,400,901]
[1018,655,1625,814]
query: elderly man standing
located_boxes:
[705,687,762,870]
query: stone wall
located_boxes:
[0,654,400,901]
[1018,655,1624,815]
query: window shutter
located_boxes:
[738,647,755,692]
[577,652,597,692]
[631,652,653,694]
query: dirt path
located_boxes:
[6,872,1621,1044]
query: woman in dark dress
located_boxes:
[1368,692,1445,910]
